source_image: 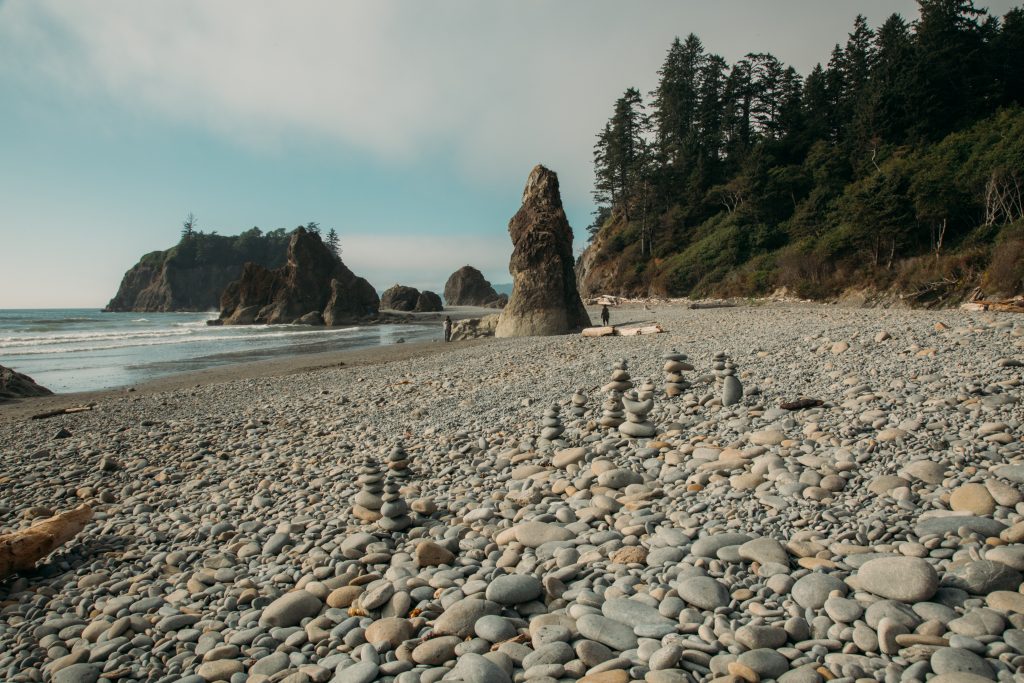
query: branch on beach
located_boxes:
[0,504,93,580]
[31,406,94,420]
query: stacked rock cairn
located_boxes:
[568,388,588,419]
[538,404,564,445]
[351,458,384,523]
[620,380,657,438]
[714,351,744,406]
[663,350,693,397]
[599,359,633,429]
[375,444,412,532]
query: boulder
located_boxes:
[495,165,590,337]
[218,227,378,325]
[444,265,506,307]
[414,290,444,312]
[451,314,500,341]
[0,365,53,401]
[381,284,421,312]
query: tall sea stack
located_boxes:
[495,165,590,337]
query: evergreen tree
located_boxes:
[326,228,340,256]
[593,88,648,218]
[305,221,321,235]
[181,212,197,240]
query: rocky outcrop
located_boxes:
[415,290,444,312]
[381,285,444,312]
[381,285,421,311]
[495,166,591,337]
[451,314,500,341]
[443,266,507,308]
[105,229,290,312]
[218,228,379,325]
[0,365,53,401]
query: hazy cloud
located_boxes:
[0,0,952,203]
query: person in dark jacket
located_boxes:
[443,316,453,342]
[600,305,610,326]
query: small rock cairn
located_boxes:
[539,404,564,444]
[351,459,384,523]
[599,360,633,429]
[377,444,413,532]
[619,389,656,438]
[714,351,743,406]
[568,389,588,419]
[663,350,692,397]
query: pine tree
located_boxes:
[326,228,340,256]
[305,221,321,235]
[181,212,197,240]
[593,88,648,218]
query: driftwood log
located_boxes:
[961,298,1024,313]
[688,302,737,310]
[0,504,93,579]
[582,324,664,338]
[780,398,825,411]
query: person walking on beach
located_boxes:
[601,305,610,327]
[443,315,452,343]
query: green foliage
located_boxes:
[168,226,291,270]
[587,2,1024,300]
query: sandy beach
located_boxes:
[1,301,1023,683]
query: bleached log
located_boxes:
[581,326,616,337]
[688,302,737,310]
[0,504,93,579]
[616,324,664,336]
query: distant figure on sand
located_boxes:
[601,305,610,327]
[443,316,452,342]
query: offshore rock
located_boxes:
[496,165,590,337]
[218,227,378,325]
[0,365,53,401]
[381,285,444,312]
[444,265,507,307]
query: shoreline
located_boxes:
[0,335,490,423]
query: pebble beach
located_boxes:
[2,301,1024,683]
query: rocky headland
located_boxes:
[2,302,1024,683]
[496,165,591,337]
[217,228,379,326]
[104,229,290,312]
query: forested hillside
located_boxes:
[579,0,1024,305]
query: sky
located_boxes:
[0,0,1017,308]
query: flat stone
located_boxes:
[415,540,455,567]
[749,430,785,446]
[485,574,542,605]
[792,572,846,609]
[987,591,1024,613]
[735,624,787,650]
[601,598,674,629]
[448,653,512,683]
[576,614,638,651]
[737,648,788,679]
[412,635,462,665]
[553,447,586,468]
[950,484,996,516]
[332,661,379,683]
[433,598,501,637]
[676,576,730,610]
[513,522,574,548]
[196,660,244,681]
[53,665,102,683]
[930,647,994,677]
[738,537,789,566]
[915,515,1006,539]
[365,617,414,648]
[943,560,1023,595]
[259,590,322,627]
[856,556,938,602]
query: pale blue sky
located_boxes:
[0,0,1016,307]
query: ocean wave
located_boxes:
[2,326,365,355]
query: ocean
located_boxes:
[0,309,441,393]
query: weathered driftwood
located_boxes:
[688,301,737,310]
[0,504,93,579]
[31,406,93,420]
[617,324,664,336]
[961,298,1024,313]
[780,398,825,411]
[581,324,664,338]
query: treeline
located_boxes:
[172,218,342,267]
[587,0,1024,303]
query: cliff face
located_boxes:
[104,229,290,312]
[218,227,379,325]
